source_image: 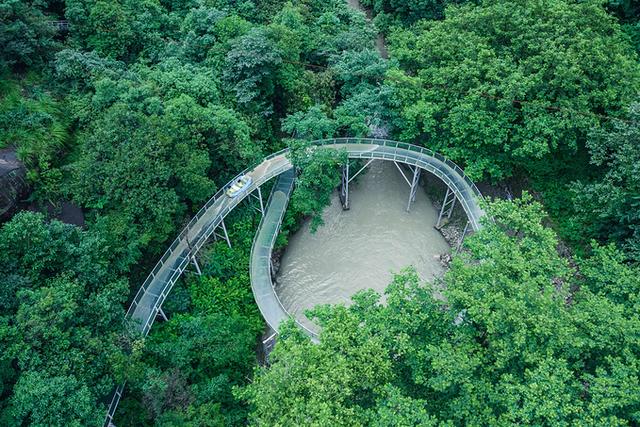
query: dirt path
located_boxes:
[346,0,388,58]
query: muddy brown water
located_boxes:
[275,161,450,333]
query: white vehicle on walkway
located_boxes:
[105,138,486,427]
[226,175,253,198]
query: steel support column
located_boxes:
[269,257,276,280]
[348,159,375,183]
[247,186,265,216]
[157,307,168,322]
[340,162,349,210]
[191,255,202,275]
[393,161,411,186]
[456,220,471,253]
[214,219,232,248]
[257,186,264,216]
[406,166,421,212]
[437,188,456,228]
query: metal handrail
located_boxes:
[126,138,484,329]
[126,149,289,320]
[249,170,319,339]
[105,138,484,426]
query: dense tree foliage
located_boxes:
[386,0,640,179]
[115,209,264,425]
[571,103,640,261]
[0,212,132,426]
[3,0,640,425]
[0,0,58,69]
[1,0,380,423]
[242,196,640,425]
[360,0,471,27]
[0,75,70,198]
[607,0,640,53]
[284,140,348,232]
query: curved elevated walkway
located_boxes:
[105,138,484,425]
[249,169,319,341]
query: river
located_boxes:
[275,161,450,333]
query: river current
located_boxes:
[275,161,450,333]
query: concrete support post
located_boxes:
[157,307,168,322]
[406,166,421,212]
[437,188,456,228]
[191,255,202,276]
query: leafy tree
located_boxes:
[579,242,640,311]
[334,84,394,137]
[54,49,126,91]
[387,0,640,180]
[329,48,394,137]
[62,60,257,267]
[179,7,251,64]
[330,49,388,96]
[571,103,640,261]
[10,371,98,427]
[127,313,259,426]
[65,0,166,61]
[360,0,471,26]
[308,3,377,58]
[241,195,640,425]
[282,105,336,140]
[285,139,348,232]
[118,211,265,426]
[0,0,58,69]
[0,75,69,199]
[606,0,640,22]
[223,27,282,111]
[0,212,132,426]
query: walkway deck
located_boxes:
[105,138,484,425]
[248,169,317,341]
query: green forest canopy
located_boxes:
[1,0,640,425]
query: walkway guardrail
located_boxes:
[311,138,485,231]
[125,149,290,332]
[249,169,319,340]
[105,138,484,426]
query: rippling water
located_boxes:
[275,161,450,333]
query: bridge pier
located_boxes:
[257,187,264,215]
[262,331,278,363]
[406,166,421,212]
[393,161,422,212]
[341,159,375,211]
[340,162,349,210]
[269,257,276,280]
[437,187,456,228]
